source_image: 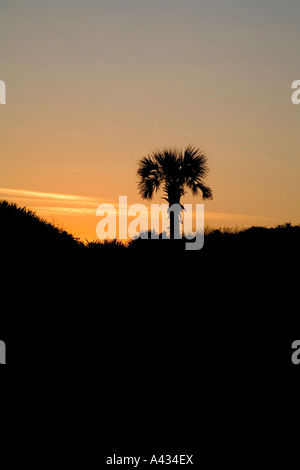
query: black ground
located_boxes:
[1,200,298,462]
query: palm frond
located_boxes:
[192,182,213,200]
[182,145,210,179]
[181,145,212,199]
[137,145,213,202]
[137,155,161,199]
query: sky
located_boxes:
[0,0,299,240]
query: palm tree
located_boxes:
[137,145,213,240]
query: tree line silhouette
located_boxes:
[0,145,298,376]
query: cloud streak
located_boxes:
[56,132,91,138]
[0,187,95,203]
[0,187,279,226]
[0,187,107,217]
[37,207,97,216]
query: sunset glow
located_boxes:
[1,0,299,241]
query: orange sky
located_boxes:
[1,0,299,241]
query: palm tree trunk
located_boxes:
[169,209,175,240]
[169,202,181,240]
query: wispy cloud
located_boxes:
[0,188,278,226]
[56,132,92,138]
[0,187,110,217]
[0,187,94,202]
[37,207,97,216]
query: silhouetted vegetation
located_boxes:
[137,146,213,239]
[1,198,298,384]
[0,200,81,253]
[1,199,299,269]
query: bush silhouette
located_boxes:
[1,199,298,376]
[0,200,81,253]
[1,199,299,264]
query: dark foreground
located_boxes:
[1,200,299,461]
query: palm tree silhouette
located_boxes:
[137,145,213,240]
